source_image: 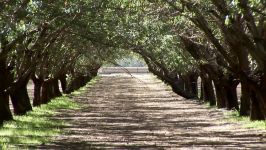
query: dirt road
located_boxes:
[37,74,266,149]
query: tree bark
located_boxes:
[142,55,197,99]
[213,81,227,108]
[201,74,216,106]
[53,79,62,97]
[66,76,80,93]
[237,48,251,116]
[66,74,91,93]
[176,75,185,91]
[249,74,266,120]
[239,81,250,116]
[0,93,13,124]
[41,79,54,104]
[10,78,32,115]
[189,73,198,98]
[59,74,67,94]
[0,61,13,123]
[32,77,43,106]
[200,81,203,100]
[212,74,239,110]
[250,91,264,120]
[239,71,266,120]
[182,74,191,94]
[225,83,239,110]
[149,66,196,99]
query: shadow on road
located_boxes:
[32,74,266,150]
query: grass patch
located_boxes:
[0,96,80,149]
[226,111,266,130]
[0,76,100,149]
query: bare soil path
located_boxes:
[37,74,266,150]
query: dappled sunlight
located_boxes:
[0,96,80,149]
[34,74,266,149]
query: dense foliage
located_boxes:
[0,0,265,124]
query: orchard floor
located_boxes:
[36,74,266,150]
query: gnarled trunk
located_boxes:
[149,67,196,99]
[41,79,54,104]
[0,62,13,123]
[0,93,13,124]
[176,75,185,91]
[224,82,239,110]
[66,76,81,94]
[239,81,250,116]
[213,75,239,110]
[250,91,265,120]
[189,74,198,98]
[32,76,44,106]
[201,75,216,106]
[182,73,198,98]
[213,81,227,108]
[10,79,32,115]
[238,71,266,120]
[66,75,91,93]
[250,74,266,120]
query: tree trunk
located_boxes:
[79,76,87,87]
[238,48,251,116]
[250,91,265,120]
[225,83,239,110]
[143,56,197,99]
[176,76,185,91]
[32,76,44,106]
[10,79,32,115]
[239,71,266,120]
[250,74,266,120]
[183,74,192,94]
[0,93,13,124]
[0,61,13,123]
[53,79,62,97]
[201,75,216,106]
[90,70,98,77]
[214,78,239,110]
[66,75,88,93]
[259,73,266,119]
[213,81,227,108]
[189,73,198,98]
[239,81,250,116]
[66,77,78,93]
[85,75,92,83]
[150,68,196,99]
[41,79,54,104]
[180,73,198,98]
[59,74,67,94]
[200,81,203,100]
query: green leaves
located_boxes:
[224,15,230,26]
[1,0,263,84]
